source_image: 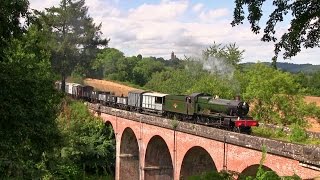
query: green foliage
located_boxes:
[203,42,244,69]
[132,57,165,86]
[39,99,116,179]
[241,62,320,74]
[252,127,275,139]
[295,71,320,96]
[171,117,179,129]
[307,71,320,96]
[93,48,125,79]
[93,48,166,86]
[289,124,308,143]
[0,0,29,61]
[188,170,233,180]
[252,126,320,145]
[188,75,237,99]
[0,26,62,178]
[145,68,200,94]
[240,63,312,126]
[232,0,320,60]
[68,68,85,84]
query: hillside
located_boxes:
[241,62,320,73]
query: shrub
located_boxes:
[289,124,308,143]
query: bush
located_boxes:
[38,99,116,179]
[252,127,273,138]
[289,124,308,143]
[188,170,233,180]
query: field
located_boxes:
[304,96,320,132]
[84,78,320,132]
[84,78,140,96]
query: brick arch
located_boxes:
[104,119,114,130]
[144,135,173,180]
[104,121,113,130]
[240,164,274,177]
[104,121,115,144]
[179,146,217,179]
[119,127,139,180]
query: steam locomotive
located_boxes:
[56,82,258,134]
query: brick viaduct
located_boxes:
[89,103,320,180]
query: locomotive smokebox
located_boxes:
[236,101,249,117]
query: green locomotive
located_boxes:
[163,93,257,133]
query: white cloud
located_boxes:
[27,0,320,64]
[192,3,203,12]
[199,8,229,21]
[29,0,59,10]
[85,0,121,17]
[128,1,188,22]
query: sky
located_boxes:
[28,0,320,65]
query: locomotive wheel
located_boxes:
[233,127,252,134]
[233,127,240,133]
[242,127,252,135]
[196,116,201,123]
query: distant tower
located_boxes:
[171,51,175,60]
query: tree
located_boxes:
[204,42,244,68]
[188,75,237,99]
[0,0,29,61]
[232,0,320,60]
[35,100,116,179]
[113,56,139,82]
[145,68,202,94]
[56,101,115,177]
[137,54,142,60]
[241,63,317,126]
[132,57,165,86]
[0,25,62,178]
[41,0,108,91]
[93,48,124,78]
[307,70,320,96]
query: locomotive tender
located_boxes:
[56,81,258,134]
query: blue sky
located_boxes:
[29,0,320,65]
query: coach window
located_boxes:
[155,97,163,104]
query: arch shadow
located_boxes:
[103,121,116,176]
[119,127,139,180]
[240,164,275,178]
[144,135,173,180]
[179,146,217,179]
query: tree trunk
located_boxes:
[61,74,66,93]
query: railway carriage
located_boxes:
[106,94,117,107]
[82,86,94,101]
[72,84,84,99]
[128,90,148,111]
[142,92,167,114]
[98,91,110,105]
[116,96,128,110]
[91,90,101,103]
[66,82,80,96]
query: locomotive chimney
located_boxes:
[235,95,241,101]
